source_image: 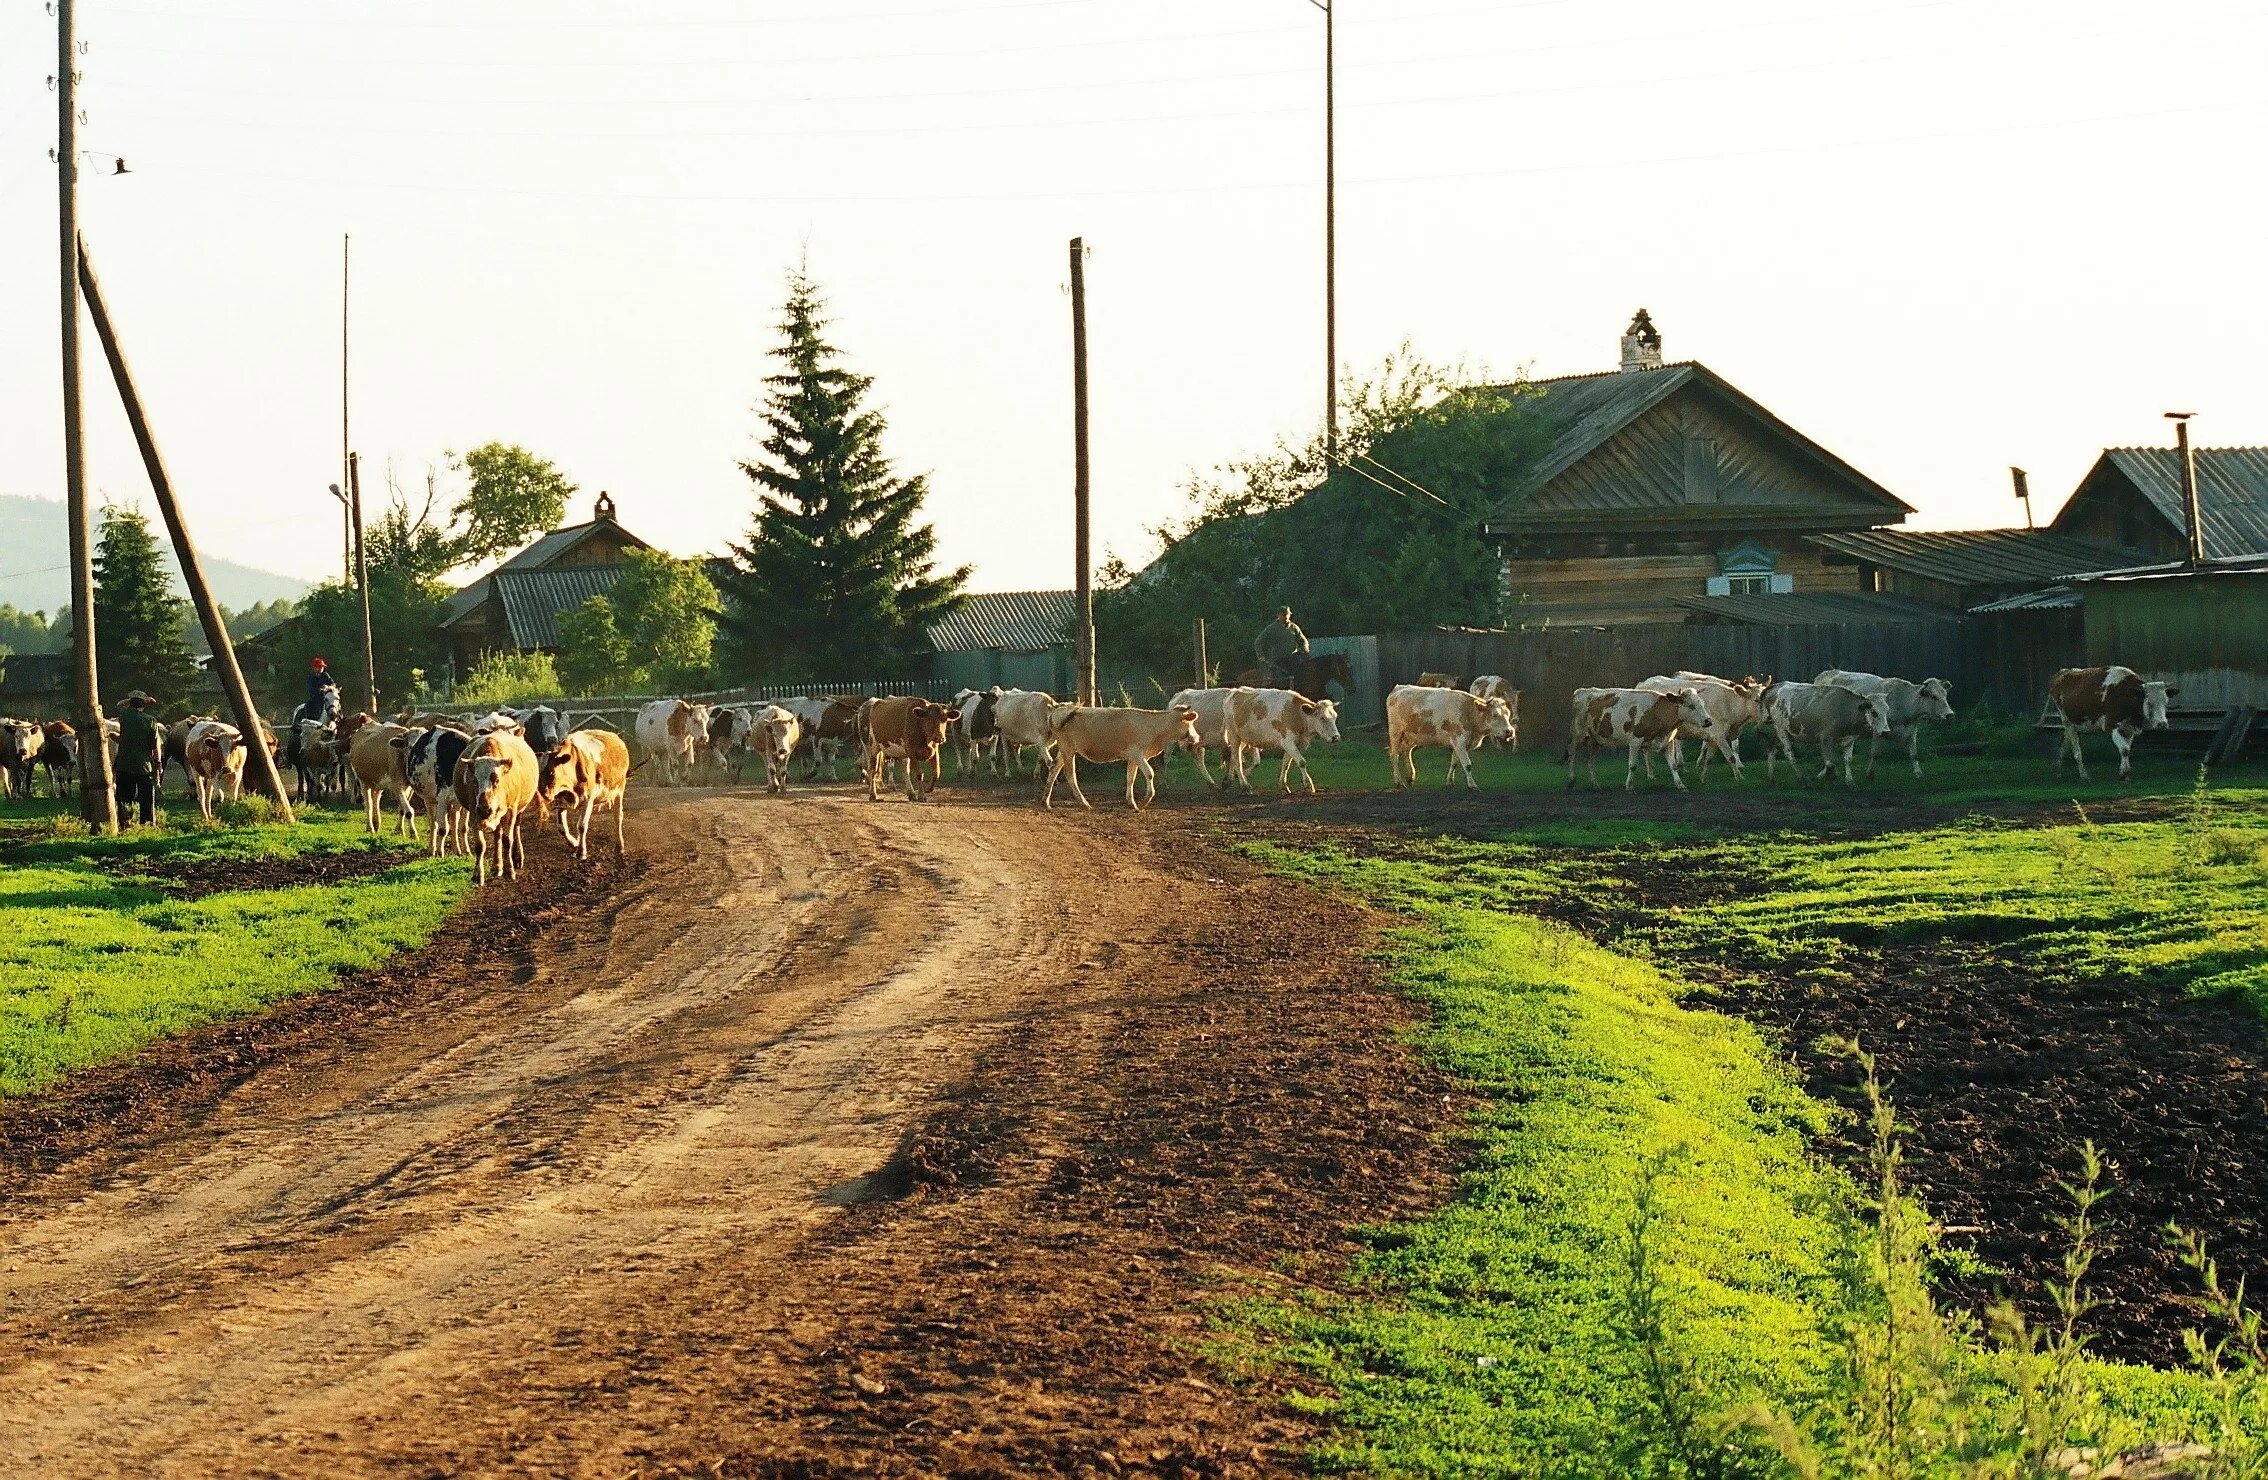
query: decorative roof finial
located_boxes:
[593,489,617,522]
[1620,309,1664,373]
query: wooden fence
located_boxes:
[1317,612,2087,750]
[422,677,954,735]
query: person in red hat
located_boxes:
[304,656,340,723]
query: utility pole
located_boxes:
[57,0,116,831]
[77,242,293,821]
[341,234,351,514]
[1321,0,1337,461]
[1193,616,1208,688]
[2167,412,2205,567]
[349,451,376,713]
[1069,236,1095,707]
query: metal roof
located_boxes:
[926,589,1073,653]
[2072,551,2268,583]
[1670,591,1960,626]
[1483,361,1911,528]
[2098,447,2268,558]
[491,565,625,649]
[1969,585,2082,614]
[1807,527,2147,588]
[439,516,650,628]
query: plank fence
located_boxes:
[423,677,954,736]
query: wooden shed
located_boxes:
[927,590,1074,695]
[437,493,651,677]
[2075,554,2268,710]
[2051,448,2268,561]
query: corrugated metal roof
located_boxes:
[493,565,625,649]
[1807,528,2147,587]
[1670,591,1960,626]
[2074,551,2268,583]
[439,516,649,627]
[1969,585,2082,614]
[926,590,1073,653]
[1483,361,1910,527]
[2100,447,2268,558]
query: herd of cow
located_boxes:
[0,661,2182,872]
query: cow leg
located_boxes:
[615,797,628,855]
[1123,758,1141,810]
[2067,723,2091,782]
[1864,731,1882,781]
[1907,725,1923,780]
[1624,736,1646,791]
[1280,739,1312,795]
[1138,755,1160,806]
[1724,733,1744,780]
[1453,736,1479,789]
[1563,739,1578,790]
[1187,742,1218,788]
[2113,724,2136,781]
[1664,740,1687,791]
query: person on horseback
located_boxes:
[1253,606,1310,691]
[289,657,342,772]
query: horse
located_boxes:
[1232,650,1353,702]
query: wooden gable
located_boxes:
[1485,364,1909,536]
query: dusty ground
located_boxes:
[0,787,1452,1477]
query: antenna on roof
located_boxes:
[2009,466,2034,529]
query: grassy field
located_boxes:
[1235,759,2268,1475]
[0,797,468,1098]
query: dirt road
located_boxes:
[0,789,1447,1476]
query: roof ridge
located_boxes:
[2107,444,2268,454]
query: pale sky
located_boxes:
[4,0,2264,596]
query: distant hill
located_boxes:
[0,494,312,613]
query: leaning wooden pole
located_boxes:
[77,239,296,821]
[1069,236,1095,707]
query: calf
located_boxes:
[350,722,418,837]
[633,698,713,786]
[540,727,631,860]
[1385,684,1517,790]
[1761,681,1892,786]
[950,687,1007,776]
[2049,665,2178,782]
[1224,688,1342,794]
[1815,669,1954,780]
[182,720,248,820]
[1166,685,1241,787]
[858,696,960,802]
[755,704,801,794]
[706,705,759,784]
[1040,703,1201,810]
[1565,685,1717,791]
[453,728,541,885]
[37,721,79,797]
[1638,672,1768,781]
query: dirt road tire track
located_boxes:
[0,789,1450,1476]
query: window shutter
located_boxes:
[1769,573,1795,594]
[1704,575,1732,596]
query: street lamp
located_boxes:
[326,481,351,585]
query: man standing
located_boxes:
[114,690,163,828]
[1252,606,1310,690]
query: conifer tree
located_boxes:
[92,506,200,708]
[716,272,967,677]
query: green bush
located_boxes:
[454,651,563,707]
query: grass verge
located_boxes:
[0,801,468,1097]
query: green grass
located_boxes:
[1245,842,1850,1475]
[1236,797,2268,1473]
[0,799,468,1097]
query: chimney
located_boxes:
[1619,308,1663,373]
[593,489,618,523]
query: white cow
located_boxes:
[634,698,713,786]
[1224,688,1341,794]
[990,689,1060,778]
[1761,682,1892,786]
[1165,686,1243,787]
[1813,669,1954,780]
[1385,685,1517,790]
[1637,672,1768,781]
[754,704,802,794]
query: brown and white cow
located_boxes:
[754,704,802,794]
[1413,672,1461,689]
[2049,665,2179,781]
[1761,681,1891,786]
[1386,684,1517,790]
[1041,703,1201,810]
[1637,672,1768,781]
[705,705,759,785]
[182,720,249,820]
[1468,674,1513,702]
[540,727,631,859]
[633,699,712,787]
[349,722,418,837]
[1224,688,1342,794]
[858,697,961,802]
[778,695,863,778]
[1565,685,1717,791]
[0,718,43,799]
[37,721,79,797]
[164,714,216,795]
[453,728,541,885]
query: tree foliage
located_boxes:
[611,549,718,689]
[1095,349,1554,676]
[716,271,968,678]
[454,650,564,708]
[93,506,201,708]
[0,605,62,656]
[556,596,633,695]
[447,442,577,569]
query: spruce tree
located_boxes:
[93,506,200,709]
[717,271,967,677]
